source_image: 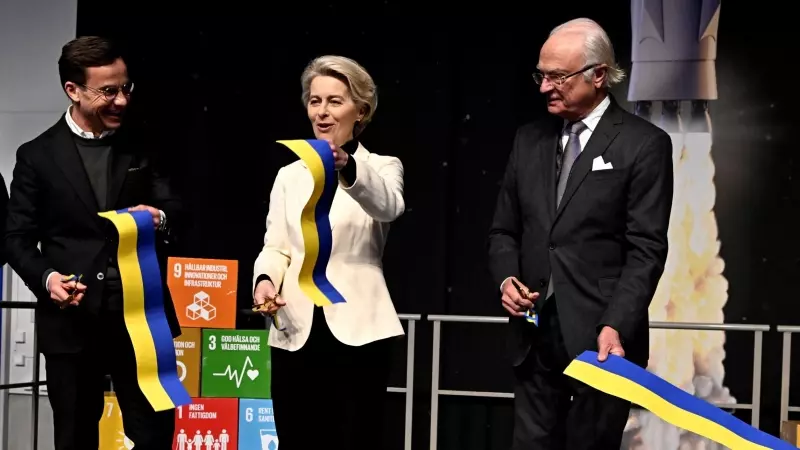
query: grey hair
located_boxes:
[300,55,378,136]
[549,18,626,87]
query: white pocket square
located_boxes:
[592,156,613,171]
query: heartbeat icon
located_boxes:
[211,356,258,388]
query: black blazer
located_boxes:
[488,97,673,367]
[5,117,183,354]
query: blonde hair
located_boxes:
[301,55,378,136]
[550,18,626,87]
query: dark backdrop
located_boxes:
[75,2,798,448]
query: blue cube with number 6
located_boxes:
[239,399,278,449]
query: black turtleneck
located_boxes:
[71,133,122,305]
[72,133,113,210]
[339,139,359,187]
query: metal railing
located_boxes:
[3,304,798,450]
[0,300,43,450]
[388,314,420,450]
[426,315,769,450]
[779,325,800,422]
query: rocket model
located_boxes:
[628,0,721,133]
[624,2,731,450]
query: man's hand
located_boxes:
[501,277,538,317]
[597,326,625,362]
[328,141,349,171]
[47,272,87,309]
[128,205,161,229]
[253,279,285,316]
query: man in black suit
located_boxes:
[4,36,182,450]
[488,18,673,449]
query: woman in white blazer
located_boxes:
[252,55,405,450]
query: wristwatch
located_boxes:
[157,209,167,232]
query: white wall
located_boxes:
[0,0,77,448]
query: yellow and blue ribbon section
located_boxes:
[524,309,538,326]
[564,351,796,449]
[276,139,346,306]
[98,209,191,412]
[62,274,82,283]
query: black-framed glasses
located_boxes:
[80,82,134,100]
[532,64,600,86]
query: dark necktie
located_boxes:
[546,120,587,301]
[556,120,588,207]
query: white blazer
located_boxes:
[253,143,406,351]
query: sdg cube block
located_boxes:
[239,399,278,450]
[99,394,133,450]
[174,328,201,397]
[201,329,271,399]
[168,257,239,329]
[174,398,239,450]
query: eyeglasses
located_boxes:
[79,82,134,100]
[532,64,600,86]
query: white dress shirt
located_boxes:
[559,95,610,154]
[65,105,116,139]
[500,95,611,293]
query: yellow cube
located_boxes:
[99,393,134,449]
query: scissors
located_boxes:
[511,278,538,326]
[252,294,286,331]
[60,274,83,309]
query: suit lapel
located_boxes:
[540,123,561,221]
[552,101,623,224]
[51,119,99,215]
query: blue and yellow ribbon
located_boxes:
[564,351,796,449]
[99,209,191,412]
[276,139,346,306]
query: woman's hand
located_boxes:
[253,279,285,316]
[329,140,349,171]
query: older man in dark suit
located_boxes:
[488,18,674,450]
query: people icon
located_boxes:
[176,429,188,450]
[204,430,214,450]
[213,439,221,450]
[219,429,229,450]
[192,430,203,450]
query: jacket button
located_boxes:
[97,272,105,280]
[540,279,546,287]
[549,243,555,250]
